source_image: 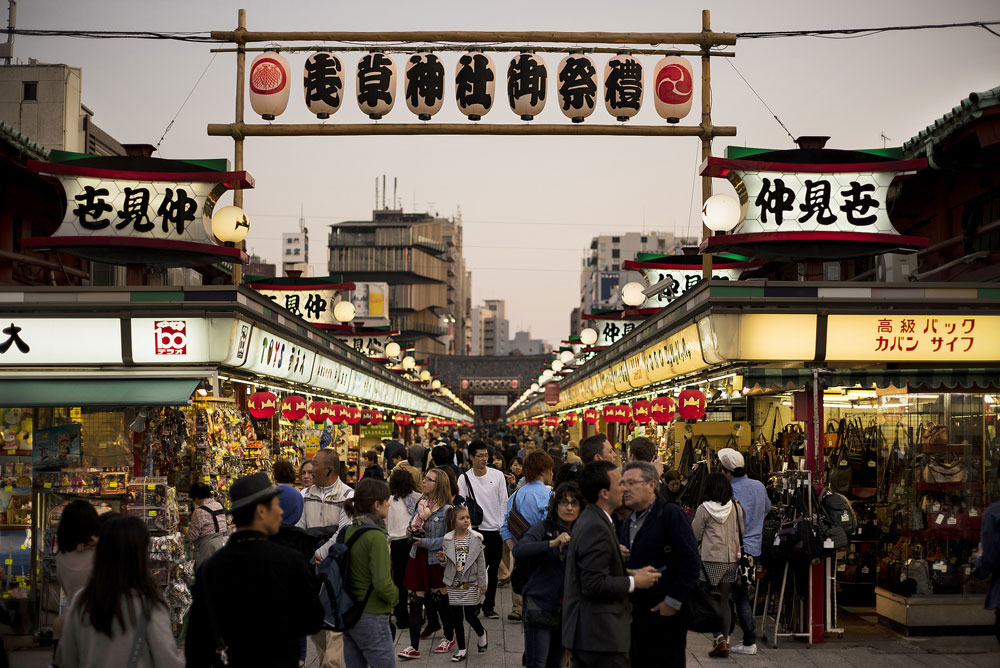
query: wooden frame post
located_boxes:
[701,9,714,280]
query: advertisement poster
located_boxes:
[33,424,83,472]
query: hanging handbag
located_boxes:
[827,438,853,494]
[922,457,967,484]
[681,562,726,633]
[919,424,949,447]
[460,472,486,528]
[824,420,841,451]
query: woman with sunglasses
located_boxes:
[512,482,585,668]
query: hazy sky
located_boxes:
[10,1,1000,345]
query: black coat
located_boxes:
[511,516,573,612]
[186,530,324,668]
[619,494,701,612]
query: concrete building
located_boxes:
[471,299,509,356]
[245,253,277,278]
[510,330,547,356]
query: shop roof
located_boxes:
[0,120,50,161]
[902,85,1000,157]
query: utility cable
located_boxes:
[725,59,796,143]
[154,53,218,153]
[738,20,1000,39]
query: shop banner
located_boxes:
[0,318,122,364]
[255,287,343,326]
[130,317,237,364]
[243,327,316,383]
[361,422,393,439]
[595,319,643,348]
[825,314,1000,362]
[640,266,741,307]
[312,357,354,395]
[643,323,707,383]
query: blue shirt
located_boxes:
[500,480,551,541]
[731,476,771,558]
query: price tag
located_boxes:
[861,566,869,574]
[108,482,118,488]
[867,460,876,467]
[6,449,15,455]
[946,516,957,525]
[969,508,979,517]
[774,536,781,546]
[935,514,944,525]
[203,476,211,482]
[964,566,972,575]
[99,443,107,449]
[3,559,10,565]
[842,512,850,523]
[148,510,158,517]
[147,484,156,490]
[823,538,834,549]
[839,459,848,467]
[837,563,846,572]
[933,560,946,571]
[43,482,52,489]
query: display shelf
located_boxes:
[898,528,981,541]
[914,482,983,493]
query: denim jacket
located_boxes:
[408,503,452,565]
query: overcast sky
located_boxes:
[10,1,1000,345]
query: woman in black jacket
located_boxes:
[511,482,584,668]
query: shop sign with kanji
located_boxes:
[254,286,344,326]
[826,315,1000,362]
[594,319,643,347]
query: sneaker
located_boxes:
[507,611,522,621]
[419,623,441,639]
[397,647,420,660]
[482,608,500,620]
[434,638,457,653]
[730,643,758,655]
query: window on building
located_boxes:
[611,236,620,244]
[23,82,37,102]
[611,248,620,258]
[641,236,648,243]
[612,263,619,271]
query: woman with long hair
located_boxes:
[57,515,183,667]
[342,478,397,668]
[388,466,423,630]
[692,472,745,659]
[53,500,101,655]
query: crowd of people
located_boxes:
[43,426,1000,668]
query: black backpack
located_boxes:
[820,492,858,534]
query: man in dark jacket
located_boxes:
[186,472,324,668]
[620,461,701,668]
[974,499,1000,643]
[563,461,660,668]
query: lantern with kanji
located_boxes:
[249,51,292,120]
[414,416,428,427]
[456,51,496,120]
[677,389,707,420]
[604,53,643,122]
[650,396,676,424]
[357,51,396,119]
[602,405,616,423]
[544,416,559,427]
[394,413,412,426]
[584,408,599,424]
[556,54,597,123]
[653,56,694,123]
[328,403,347,423]
[632,399,652,423]
[507,52,547,120]
[345,406,363,425]
[281,395,307,421]
[303,52,344,118]
[370,409,383,425]
[248,391,277,419]
[612,404,632,423]
[565,412,578,426]
[307,400,331,423]
[360,408,375,425]
[405,52,445,120]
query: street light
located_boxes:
[385,341,401,359]
[333,300,356,323]
[559,350,574,364]
[211,206,251,246]
[551,359,564,372]
[431,379,442,390]
[621,282,647,307]
[702,194,742,232]
[419,369,432,382]
[580,327,598,346]
[402,356,416,370]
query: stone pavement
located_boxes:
[7,583,998,667]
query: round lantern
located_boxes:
[394,413,412,426]
[345,406,363,425]
[248,391,277,419]
[653,56,694,123]
[360,408,375,425]
[303,52,344,118]
[414,416,428,426]
[333,300,356,323]
[604,53,643,122]
[405,52,446,120]
[431,379,442,390]
[357,51,397,119]
[583,409,599,424]
[556,54,597,123]
[419,369,432,382]
[544,416,559,427]
[621,282,647,307]
[402,356,416,370]
[677,388,707,420]
[632,399,652,423]
[455,51,496,120]
[307,400,331,423]
[580,327,599,346]
[602,404,616,423]
[371,409,383,425]
[281,395,307,421]
[249,51,292,120]
[507,52,547,120]
[565,412,578,426]
[551,359,564,373]
[702,194,743,233]
[385,341,401,359]
[559,350,574,364]
[211,206,251,245]
[329,403,347,423]
[614,404,633,423]
[650,396,676,424]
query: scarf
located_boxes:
[410,495,438,533]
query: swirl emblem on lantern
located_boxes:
[653,56,694,123]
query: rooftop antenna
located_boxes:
[393,177,398,210]
[382,174,386,209]
[880,132,891,149]
[374,177,379,210]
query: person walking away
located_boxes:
[53,500,100,660]
[457,440,509,619]
[562,461,660,668]
[271,484,309,666]
[436,506,488,662]
[341,479,398,668]
[620,462,700,668]
[513,482,584,668]
[187,472,324,668]
[58,515,183,668]
[388,467,423,631]
[187,482,228,568]
[973,498,1000,643]
[662,470,683,503]
[398,468,455,660]
[501,451,555,622]
[718,448,771,655]
[383,435,405,473]
[692,472,745,659]
[408,439,428,472]
[297,448,355,668]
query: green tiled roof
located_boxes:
[0,120,50,161]
[902,86,1000,157]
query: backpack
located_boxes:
[820,492,858,534]
[317,524,379,631]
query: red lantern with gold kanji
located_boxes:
[370,409,383,425]
[677,389,707,420]
[360,408,374,425]
[307,400,331,423]
[584,409,599,424]
[345,406,363,425]
[414,416,427,426]
[602,405,616,423]
[565,412,578,426]
[328,404,347,423]
[544,416,559,427]
[632,400,651,423]
[281,395,307,421]
[612,404,632,423]
[248,391,277,419]
[650,396,676,424]
[394,413,412,426]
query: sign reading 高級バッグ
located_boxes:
[23,156,253,267]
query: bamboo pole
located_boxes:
[232,9,246,286]
[209,44,736,57]
[207,122,737,138]
[209,29,738,47]
[701,9,714,280]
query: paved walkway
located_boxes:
[8,583,998,667]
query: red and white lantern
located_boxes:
[307,400,331,423]
[394,413,412,426]
[632,400,652,423]
[677,389,707,420]
[248,391,277,419]
[249,51,292,120]
[652,56,694,123]
[329,404,347,423]
[650,396,677,424]
[303,52,344,118]
[281,395,307,421]
[583,408,599,424]
[345,406,363,425]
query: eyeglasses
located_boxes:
[622,478,652,487]
[557,499,581,507]
[472,452,490,459]
[424,476,438,483]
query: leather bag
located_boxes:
[922,458,967,484]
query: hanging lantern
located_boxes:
[613,404,632,423]
[455,51,496,121]
[357,51,396,119]
[583,409,599,424]
[564,412,578,426]
[650,396,676,424]
[307,400,331,423]
[372,409,384,424]
[580,327,599,346]
[653,56,694,123]
[360,408,375,425]
[394,413,412,426]
[303,52,344,118]
[677,389,707,420]
[556,54,597,123]
[248,391,277,419]
[281,395,307,421]
[604,53,643,122]
[345,406,363,425]
[329,403,347,423]
[632,399,652,423]
[544,416,559,427]
[249,51,292,120]
[507,52,547,120]
[602,405,616,423]
[414,416,428,426]
[405,52,445,120]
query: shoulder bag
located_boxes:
[460,472,485,527]
[734,503,755,589]
[681,562,726,633]
[506,488,531,541]
[126,601,151,668]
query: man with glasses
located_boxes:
[458,440,509,619]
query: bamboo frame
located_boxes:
[207,122,737,138]
[209,45,736,58]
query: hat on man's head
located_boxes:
[717,448,745,473]
[276,484,304,525]
[228,472,281,512]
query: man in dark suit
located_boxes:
[620,461,701,667]
[563,460,661,668]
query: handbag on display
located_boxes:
[919,423,949,446]
[922,457,967,484]
[904,557,932,595]
[820,491,858,534]
[931,560,962,594]
[827,439,854,495]
[824,420,842,451]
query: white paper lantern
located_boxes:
[419,369,432,382]
[552,359,564,372]
[556,54,597,123]
[456,51,496,120]
[211,206,250,245]
[507,53,547,120]
[580,327,598,346]
[357,51,397,119]
[653,56,694,123]
[621,282,647,307]
[559,350,574,364]
[303,53,344,118]
[405,52,445,120]
[604,53,643,121]
[431,379,442,390]
[530,382,540,392]
[702,195,743,232]
[249,51,292,120]
[333,300,356,323]
[385,341,401,359]
[402,355,416,370]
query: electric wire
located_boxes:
[154,53,218,153]
[737,20,1000,39]
[725,59,797,143]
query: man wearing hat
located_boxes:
[717,447,771,656]
[186,472,324,668]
